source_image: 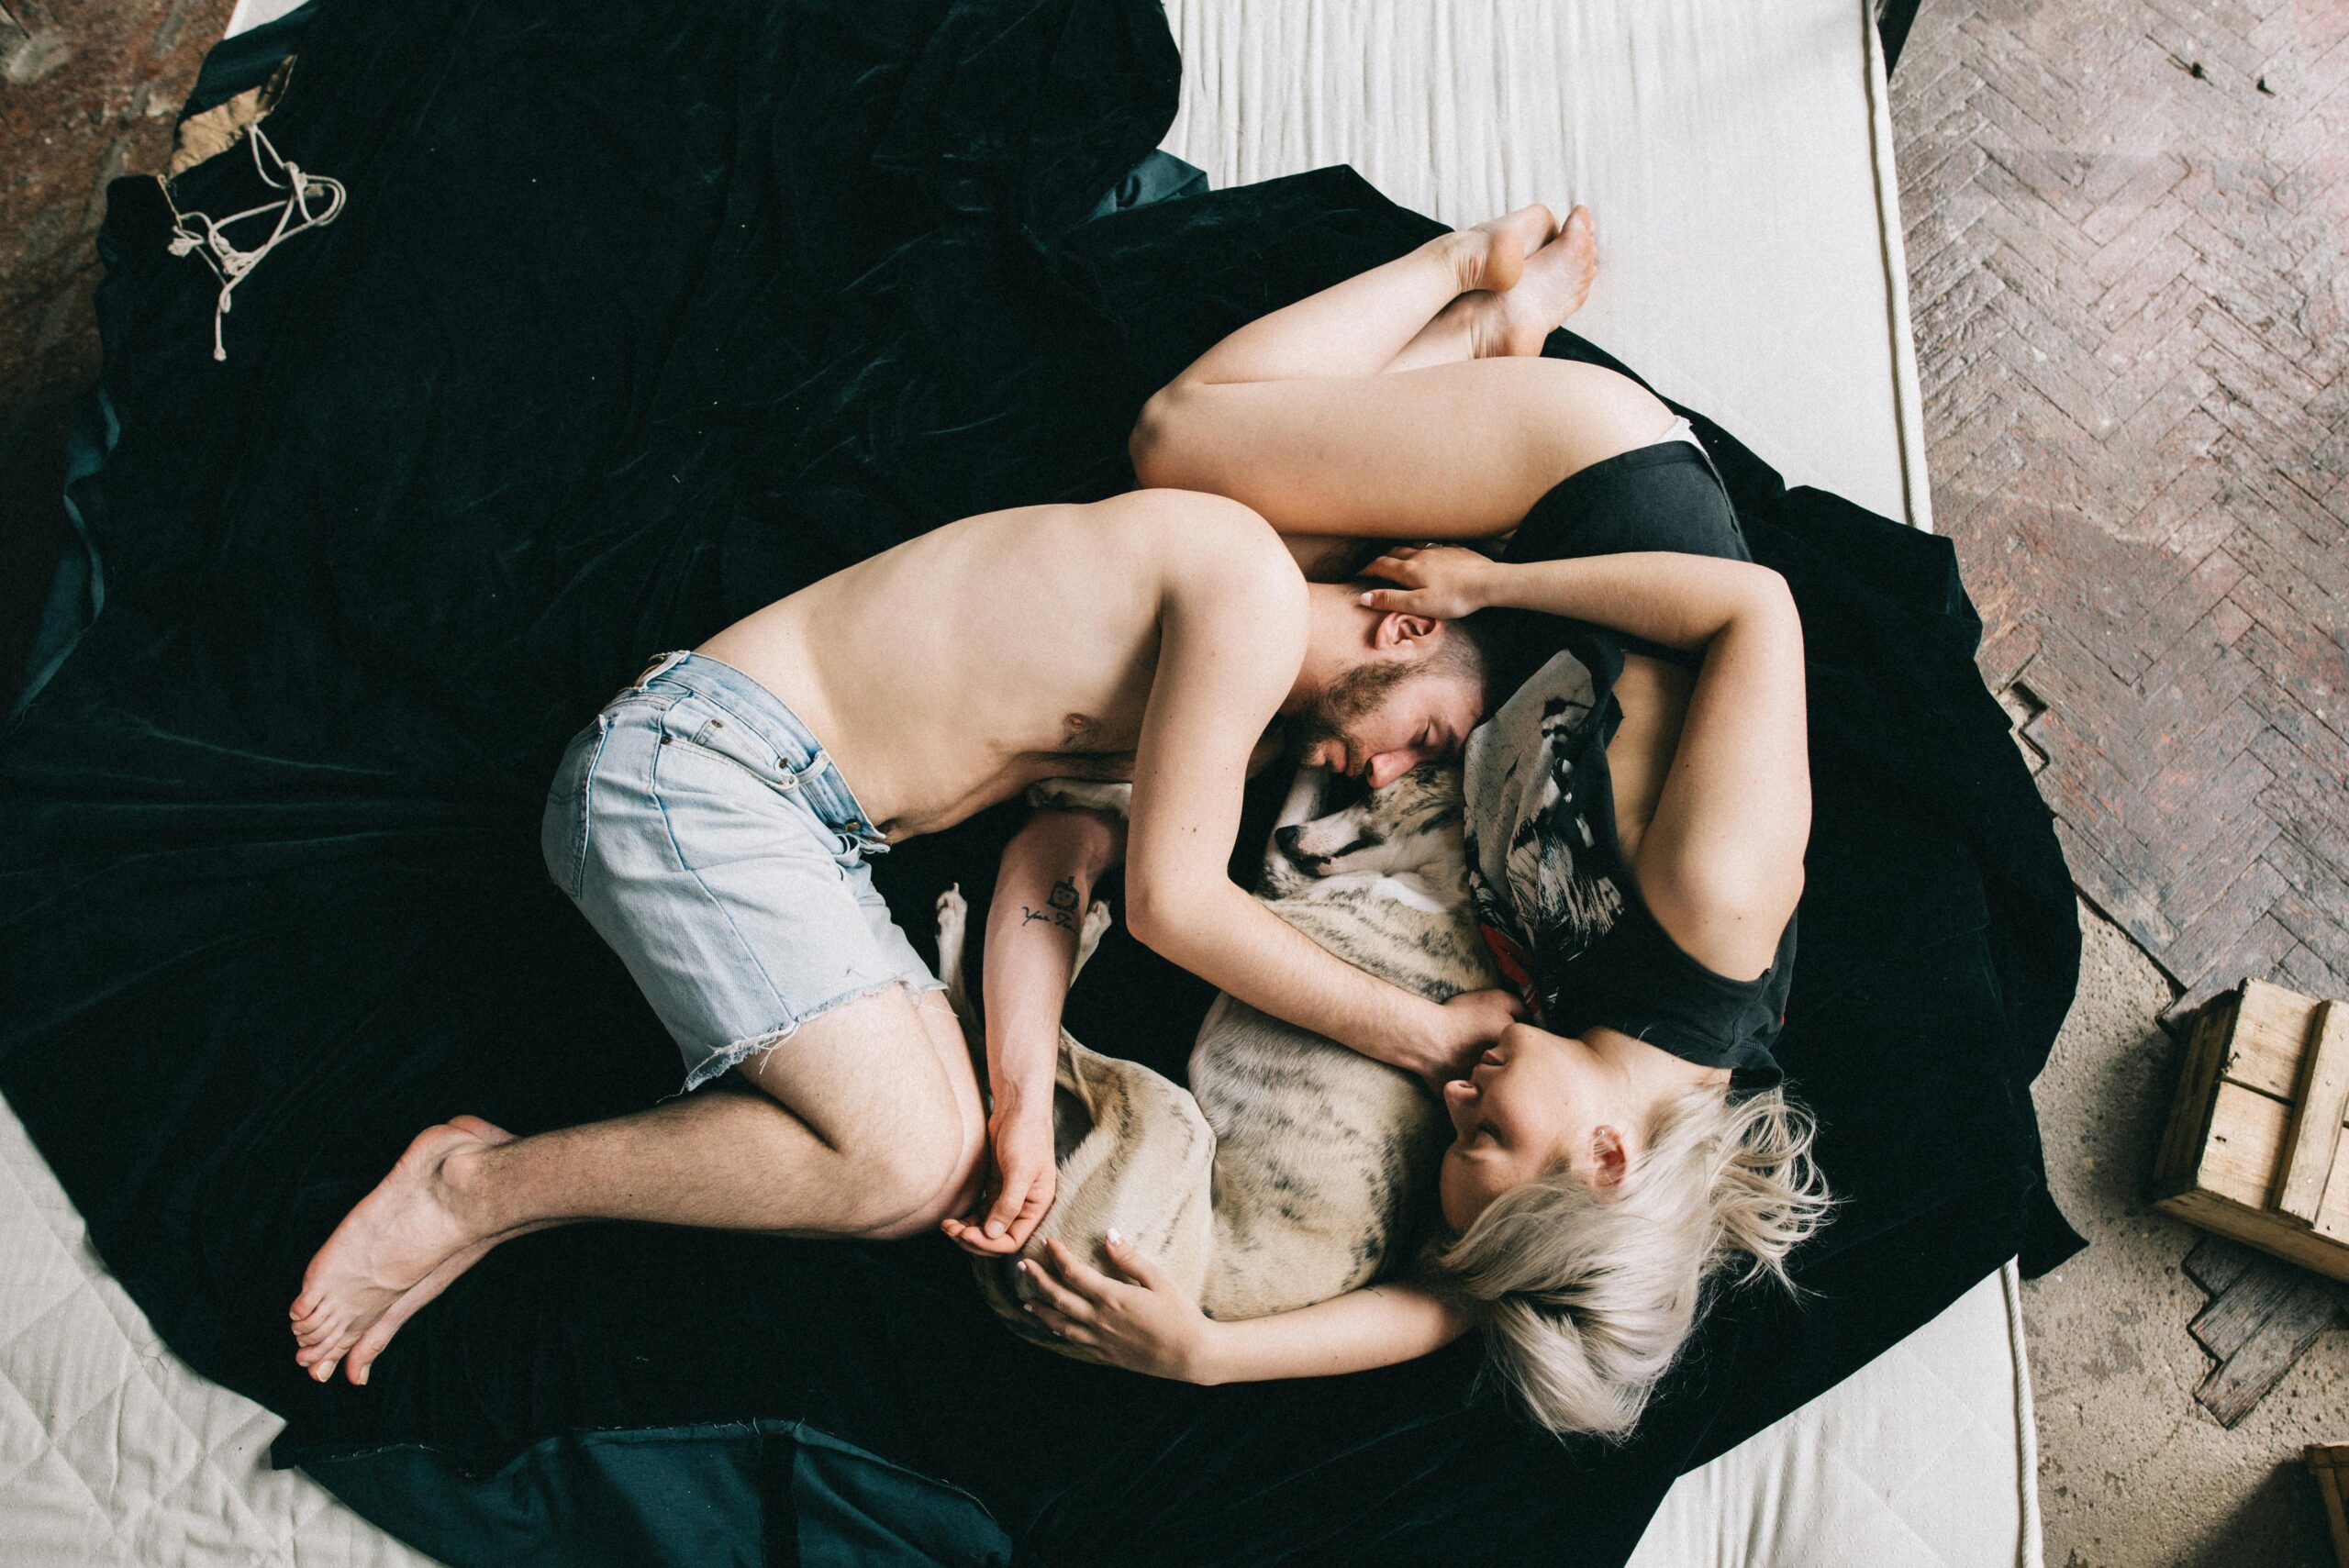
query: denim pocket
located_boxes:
[541,713,613,900]
[662,696,834,795]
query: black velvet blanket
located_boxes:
[0,2,2081,1563]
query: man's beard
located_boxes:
[1287,661,1414,770]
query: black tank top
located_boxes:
[1462,621,1793,1088]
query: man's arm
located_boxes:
[1024,1234,1474,1383]
[942,807,1124,1257]
[1361,547,1809,980]
[1119,530,1514,1084]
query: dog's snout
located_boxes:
[1275,824,1327,873]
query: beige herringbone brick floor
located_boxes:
[1893,3,2349,1563]
[1894,0,2349,1018]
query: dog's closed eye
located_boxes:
[1275,822,1383,873]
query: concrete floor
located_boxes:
[2027,902,2346,1566]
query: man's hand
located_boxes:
[1355,544,1503,620]
[1380,987,1526,1094]
[1022,1233,1221,1383]
[941,1100,1056,1257]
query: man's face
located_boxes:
[1292,662,1485,789]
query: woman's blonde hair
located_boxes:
[1428,1084,1831,1439]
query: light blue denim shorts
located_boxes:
[540,651,941,1092]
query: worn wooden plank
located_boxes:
[2189,1249,2321,1361]
[2176,1081,2330,1208]
[2157,998,2237,1184]
[2183,1234,2262,1296]
[2279,1001,2349,1219]
[2160,1188,2349,1287]
[2196,1275,2344,1427]
[2309,1446,2349,1568]
[2221,981,2331,1102]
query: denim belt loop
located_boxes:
[633,650,691,689]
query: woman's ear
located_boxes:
[1373,610,1441,651]
[1588,1126,1629,1190]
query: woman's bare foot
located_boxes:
[1466,204,1598,359]
[1442,204,1558,295]
[289,1117,509,1385]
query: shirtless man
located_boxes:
[284,209,1586,1388]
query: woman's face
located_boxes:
[1438,1022,1635,1232]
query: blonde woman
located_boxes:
[1020,206,1831,1438]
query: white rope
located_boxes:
[159,123,346,362]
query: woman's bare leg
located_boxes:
[1384,206,1599,374]
[1130,206,1671,542]
[1171,205,1554,386]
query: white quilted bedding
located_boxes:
[0,2,2035,1563]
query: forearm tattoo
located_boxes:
[1019,877,1081,932]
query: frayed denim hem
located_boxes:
[676,974,949,1095]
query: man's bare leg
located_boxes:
[291,984,983,1385]
[1130,204,1664,542]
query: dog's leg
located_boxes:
[932,886,982,1046]
[1068,897,1114,983]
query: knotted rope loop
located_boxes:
[159,123,347,362]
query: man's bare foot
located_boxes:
[338,1117,523,1386]
[289,1116,507,1385]
[1466,204,1598,359]
[1442,204,1557,295]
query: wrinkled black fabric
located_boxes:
[0,1,2080,1563]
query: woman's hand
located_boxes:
[1356,544,1503,620]
[1365,988,1526,1095]
[941,1100,1056,1257]
[1021,1234,1221,1383]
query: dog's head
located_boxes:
[1272,762,1465,881]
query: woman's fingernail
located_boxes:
[1106,1228,1124,1246]
[1022,1304,1035,1314]
[1357,593,1375,606]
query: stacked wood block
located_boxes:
[2156,981,2349,1280]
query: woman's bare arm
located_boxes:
[1362,547,1809,980]
[1024,1235,1473,1384]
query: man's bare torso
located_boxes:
[698,492,1300,840]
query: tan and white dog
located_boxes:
[934,762,1500,1349]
